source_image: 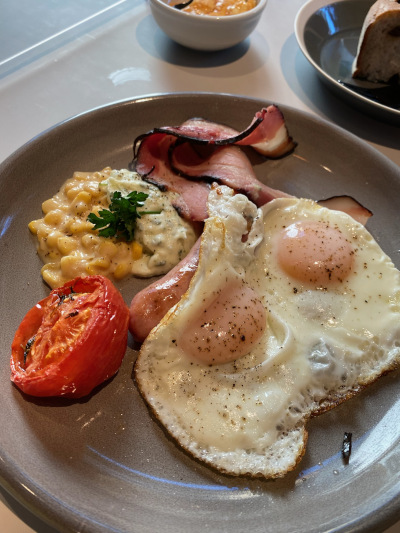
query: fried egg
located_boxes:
[135,185,400,479]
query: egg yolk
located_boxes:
[277,220,354,286]
[179,282,266,365]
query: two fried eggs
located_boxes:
[135,186,400,479]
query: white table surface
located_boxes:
[0,0,399,531]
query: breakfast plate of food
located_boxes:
[295,0,400,125]
[1,93,400,532]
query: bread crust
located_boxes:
[353,0,400,83]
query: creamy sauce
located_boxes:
[29,168,197,288]
[169,0,257,16]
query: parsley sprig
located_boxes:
[87,190,160,242]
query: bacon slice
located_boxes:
[133,105,296,159]
[170,106,295,157]
[133,133,210,221]
[132,106,295,221]
[317,195,373,226]
[236,106,297,157]
[170,143,291,206]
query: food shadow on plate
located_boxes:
[9,369,119,408]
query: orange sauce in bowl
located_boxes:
[168,0,257,16]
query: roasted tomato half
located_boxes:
[10,275,129,398]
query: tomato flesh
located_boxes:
[10,275,130,398]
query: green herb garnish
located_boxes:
[87,190,160,242]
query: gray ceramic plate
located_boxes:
[1,93,400,533]
[295,0,400,125]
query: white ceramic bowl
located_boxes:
[149,0,267,51]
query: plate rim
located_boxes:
[294,0,400,123]
[1,90,398,173]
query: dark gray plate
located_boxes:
[1,93,400,533]
[295,0,400,125]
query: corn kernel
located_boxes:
[46,230,64,248]
[113,262,130,280]
[41,265,60,289]
[84,182,104,198]
[42,198,60,214]
[131,241,143,260]
[60,255,82,277]
[94,167,111,180]
[85,258,111,276]
[90,257,110,269]
[63,179,78,192]
[73,191,92,204]
[85,263,97,275]
[66,185,84,201]
[81,234,100,249]
[68,219,93,234]
[36,225,50,240]
[57,236,76,255]
[73,171,92,182]
[98,240,118,258]
[28,220,39,234]
[44,209,64,226]
[72,201,90,216]
[83,221,96,233]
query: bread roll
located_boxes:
[352,0,400,83]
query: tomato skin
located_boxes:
[10,275,129,398]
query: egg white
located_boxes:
[135,186,400,478]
